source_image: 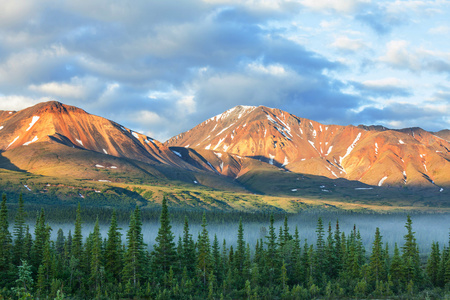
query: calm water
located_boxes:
[37,212,450,255]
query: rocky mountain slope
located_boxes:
[0,101,193,167]
[167,105,450,189]
[1,101,449,200]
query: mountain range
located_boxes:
[0,101,448,210]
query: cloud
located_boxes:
[380,40,450,74]
[0,0,449,140]
[0,95,49,111]
[0,45,71,89]
[331,36,368,52]
[300,0,370,13]
[29,76,103,99]
[356,102,449,131]
[0,0,40,28]
[353,77,412,98]
[428,25,450,35]
[355,6,404,34]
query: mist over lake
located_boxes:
[38,212,450,255]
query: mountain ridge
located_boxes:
[1,101,449,194]
[167,105,450,188]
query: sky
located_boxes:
[0,0,449,142]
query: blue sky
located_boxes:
[0,0,449,141]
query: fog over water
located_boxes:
[36,212,450,255]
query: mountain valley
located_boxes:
[1,101,449,212]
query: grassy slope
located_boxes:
[1,166,449,214]
[1,141,449,213]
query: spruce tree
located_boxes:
[198,212,212,286]
[72,203,83,259]
[265,214,279,288]
[0,194,12,285]
[390,243,404,291]
[401,215,421,286]
[105,210,123,283]
[212,234,222,283]
[90,217,103,291]
[235,218,245,274]
[426,241,440,287]
[315,217,325,281]
[368,227,386,287]
[325,222,336,279]
[23,225,32,262]
[438,245,448,287]
[55,228,65,256]
[13,194,26,265]
[123,206,146,288]
[181,216,196,277]
[334,220,342,275]
[290,226,301,286]
[31,208,49,272]
[15,259,34,296]
[152,198,177,281]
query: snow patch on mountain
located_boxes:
[172,150,182,157]
[340,132,362,165]
[214,137,226,150]
[23,136,39,146]
[26,116,40,131]
[378,176,388,186]
[7,136,20,149]
[237,106,256,119]
[76,138,83,146]
[217,124,234,136]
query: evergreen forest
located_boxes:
[1,193,450,299]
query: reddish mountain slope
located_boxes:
[0,101,187,167]
[167,105,450,188]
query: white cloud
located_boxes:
[134,110,165,126]
[0,45,69,85]
[331,36,368,52]
[0,95,49,111]
[300,0,371,13]
[379,40,421,70]
[29,77,101,99]
[246,62,288,76]
[428,25,450,35]
[362,78,408,89]
[380,40,450,73]
[177,95,197,115]
[0,0,40,27]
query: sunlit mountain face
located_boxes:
[167,105,450,188]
